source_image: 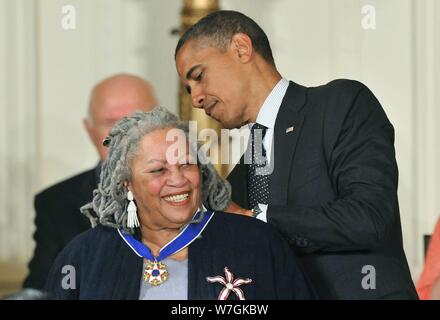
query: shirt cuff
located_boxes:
[256,204,268,223]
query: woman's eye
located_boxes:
[182,162,195,168]
[195,72,203,81]
[150,168,164,173]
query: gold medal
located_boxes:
[143,259,169,286]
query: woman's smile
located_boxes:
[162,192,192,206]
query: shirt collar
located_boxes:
[251,78,289,130]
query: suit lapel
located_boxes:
[227,161,249,208]
[76,166,99,228]
[269,81,307,206]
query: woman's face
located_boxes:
[127,127,201,230]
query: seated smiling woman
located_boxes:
[45,107,316,300]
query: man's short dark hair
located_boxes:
[175,10,275,66]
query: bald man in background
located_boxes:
[22,74,157,290]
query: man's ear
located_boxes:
[231,33,253,63]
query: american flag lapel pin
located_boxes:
[285,126,295,133]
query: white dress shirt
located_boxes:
[249,78,289,222]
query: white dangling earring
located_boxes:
[126,190,140,228]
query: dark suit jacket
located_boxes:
[45,212,316,300]
[228,80,418,299]
[23,167,98,289]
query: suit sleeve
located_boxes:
[268,83,400,253]
[269,227,318,299]
[22,195,64,289]
[44,239,82,300]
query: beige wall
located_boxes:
[0,0,439,293]
[37,0,181,188]
[0,0,38,286]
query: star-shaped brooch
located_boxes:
[206,267,252,300]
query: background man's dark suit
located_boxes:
[19,74,158,294]
[228,79,418,299]
[23,167,97,289]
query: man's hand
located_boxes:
[225,201,253,217]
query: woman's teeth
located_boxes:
[164,193,189,202]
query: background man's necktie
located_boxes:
[247,123,270,208]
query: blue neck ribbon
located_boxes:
[118,210,214,262]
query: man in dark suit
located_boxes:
[175,10,418,299]
[22,74,157,290]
